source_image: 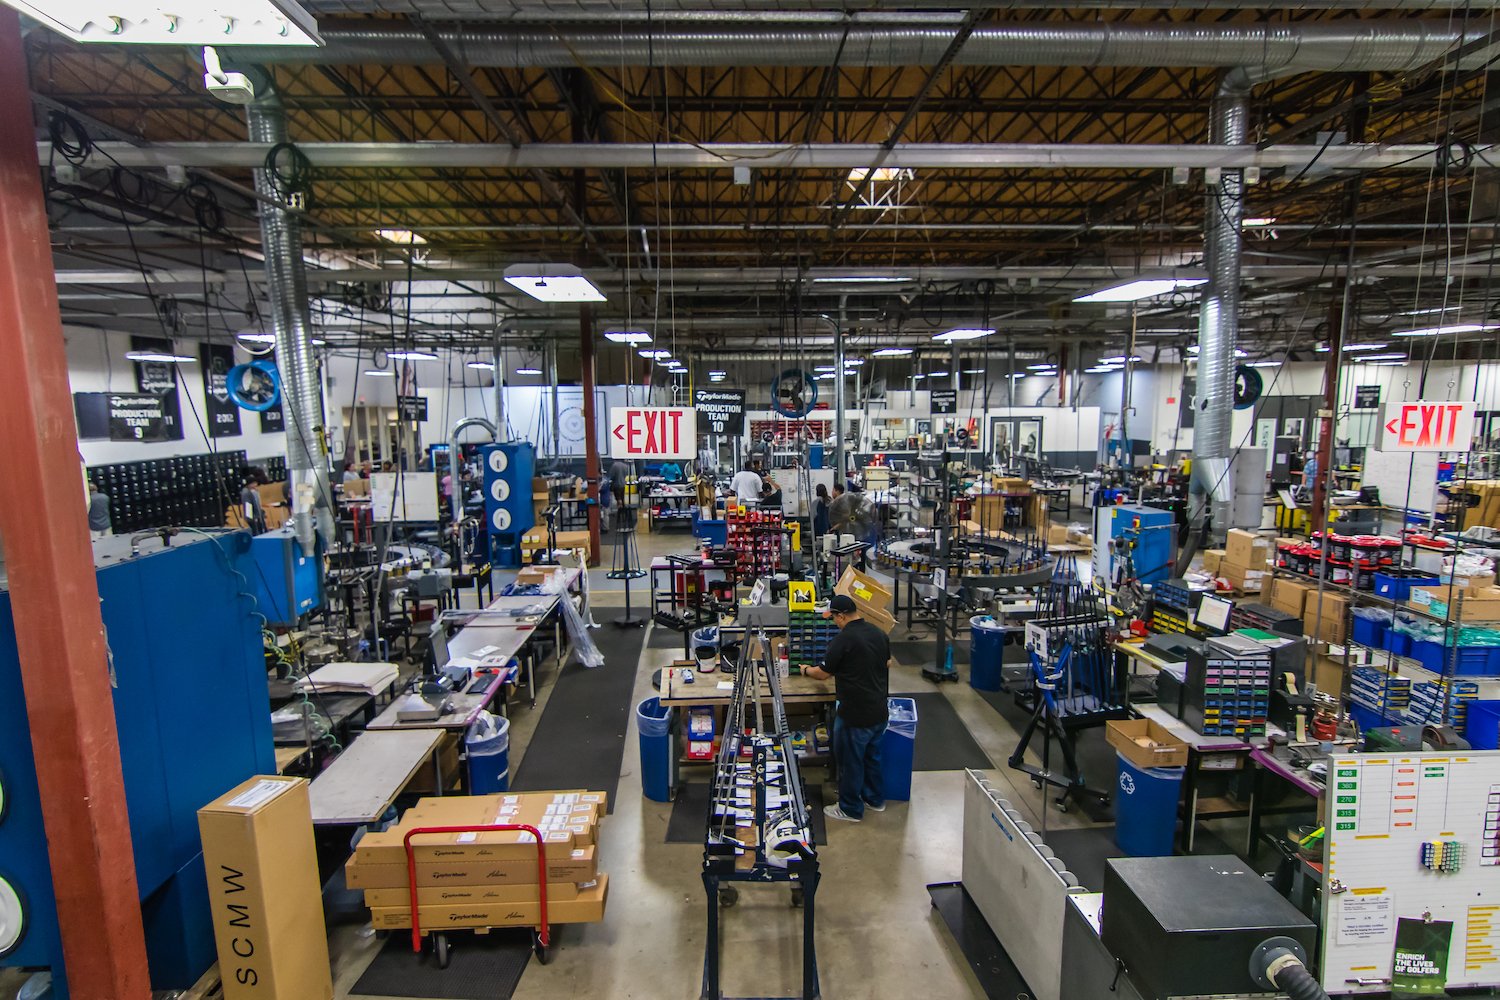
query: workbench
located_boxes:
[659,664,835,707]
[308,728,446,826]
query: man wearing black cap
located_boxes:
[804,593,890,822]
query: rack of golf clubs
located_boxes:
[1007,553,1128,813]
[700,628,821,1000]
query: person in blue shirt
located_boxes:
[813,482,831,536]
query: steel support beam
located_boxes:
[0,10,151,998]
[38,140,1499,172]
[580,304,602,566]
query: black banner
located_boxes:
[131,335,184,440]
[107,392,169,442]
[692,387,747,434]
[1354,384,1381,410]
[930,388,958,414]
[398,394,429,421]
[260,400,285,433]
[200,342,241,437]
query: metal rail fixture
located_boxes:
[701,630,821,1000]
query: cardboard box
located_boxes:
[353,827,586,867]
[1219,559,1267,594]
[1410,586,1500,622]
[1106,719,1189,769]
[403,733,460,795]
[1200,549,1226,575]
[369,875,608,930]
[344,845,598,889]
[1048,523,1070,546]
[1271,579,1314,617]
[554,530,592,551]
[1303,591,1347,645]
[1311,653,1345,697]
[1224,529,1272,569]
[198,776,333,1000]
[363,881,583,908]
[835,565,893,613]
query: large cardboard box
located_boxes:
[836,565,893,612]
[1225,529,1272,569]
[1409,586,1500,622]
[353,827,587,867]
[198,777,333,1000]
[362,881,582,908]
[344,845,598,889]
[1219,559,1267,594]
[1200,549,1226,575]
[1303,591,1347,645]
[1106,719,1189,769]
[369,875,609,930]
[1271,579,1314,618]
[1311,652,1345,697]
[1047,523,1070,546]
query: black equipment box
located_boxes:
[1101,856,1317,1000]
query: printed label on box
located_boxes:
[225,778,293,810]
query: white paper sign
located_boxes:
[1338,893,1395,944]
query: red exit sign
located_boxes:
[609,406,697,460]
[1380,401,1475,451]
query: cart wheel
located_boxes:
[1031,778,1043,790]
[790,887,804,908]
[533,930,551,965]
[1055,798,1069,814]
[434,933,450,969]
[721,886,740,908]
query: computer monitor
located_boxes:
[1194,593,1234,633]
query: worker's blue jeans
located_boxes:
[833,716,887,818]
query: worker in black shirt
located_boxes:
[804,594,890,822]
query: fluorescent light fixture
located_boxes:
[1392,324,1493,337]
[502,263,606,303]
[872,347,914,357]
[515,367,544,376]
[1359,353,1409,362]
[363,369,394,378]
[9,0,322,45]
[911,373,927,381]
[961,369,987,375]
[1247,360,1282,368]
[928,370,950,378]
[467,361,495,370]
[1343,343,1388,352]
[814,365,837,372]
[604,329,652,345]
[1099,355,1143,364]
[708,370,727,377]
[814,372,837,380]
[844,358,866,366]
[709,374,726,381]
[1399,305,1460,316]
[1370,360,1407,366]
[374,228,426,245]
[388,350,437,361]
[1073,277,1206,303]
[847,167,912,184]
[125,350,193,363]
[811,275,908,284]
[1084,365,1121,374]
[1027,363,1055,371]
[1185,345,1248,358]
[934,328,993,342]
[638,349,672,360]
[1242,217,1277,227]
[237,332,276,344]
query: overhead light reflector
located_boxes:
[604,329,652,344]
[1359,353,1409,362]
[388,350,437,361]
[363,369,394,378]
[374,228,426,245]
[1343,343,1388,352]
[638,349,672,360]
[811,275,909,284]
[1241,217,1277,227]
[237,332,276,344]
[872,347,913,357]
[467,361,495,370]
[1073,277,1206,303]
[125,350,193,363]
[8,0,323,45]
[1027,363,1055,371]
[1392,324,1493,337]
[515,367,543,376]
[503,263,606,303]
[1099,355,1143,364]
[934,328,993,342]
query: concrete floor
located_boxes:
[332,526,1105,1000]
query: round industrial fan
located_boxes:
[829,491,879,540]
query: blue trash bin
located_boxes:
[1114,752,1184,856]
[637,697,676,802]
[883,697,918,801]
[969,615,1006,692]
[465,712,511,793]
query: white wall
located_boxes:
[66,326,287,466]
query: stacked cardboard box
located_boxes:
[345,791,610,931]
[1218,529,1272,593]
[835,565,896,633]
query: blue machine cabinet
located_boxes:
[0,532,274,997]
[1093,504,1177,591]
[482,442,536,568]
[247,526,323,625]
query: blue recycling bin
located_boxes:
[969,616,1006,692]
[883,697,918,801]
[465,713,511,793]
[637,697,676,802]
[1114,752,1184,856]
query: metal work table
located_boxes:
[659,664,835,707]
[308,728,446,826]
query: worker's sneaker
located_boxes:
[823,804,862,822]
[864,800,887,812]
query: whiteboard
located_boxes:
[1360,448,1439,513]
[1320,750,1500,994]
[370,472,440,522]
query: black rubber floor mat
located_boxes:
[891,691,994,771]
[349,926,532,999]
[648,625,688,650]
[665,780,828,845]
[927,882,1035,1000]
[507,607,645,812]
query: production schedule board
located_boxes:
[1321,750,1500,994]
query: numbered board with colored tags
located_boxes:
[1321,750,1500,994]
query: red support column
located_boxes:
[0,11,151,998]
[580,306,602,566]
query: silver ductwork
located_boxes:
[449,416,497,529]
[247,19,1489,70]
[248,91,334,555]
[308,1,1500,14]
[1191,68,1251,544]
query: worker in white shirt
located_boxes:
[729,464,763,502]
